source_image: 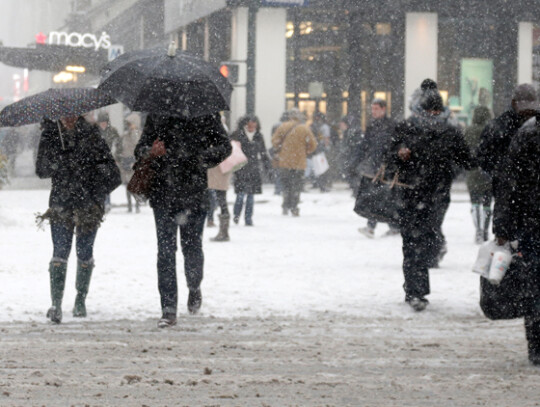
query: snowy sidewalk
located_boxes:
[1,183,539,406]
[1,182,484,322]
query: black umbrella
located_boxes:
[0,87,116,127]
[98,45,233,118]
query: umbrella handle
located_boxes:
[56,120,65,150]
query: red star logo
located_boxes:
[35,32,47,44]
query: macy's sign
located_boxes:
[48,31,111,51]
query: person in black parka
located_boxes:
[354,98,398,238]
[477,84,539,237]
[231,115,270,226]
[493,116,540,366]
[388,92,473,311]
[134,113,231,328]
[36,116,121,324]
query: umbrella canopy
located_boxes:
[0,87,116,127]
[98,47,233,118]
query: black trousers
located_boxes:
[279,169,304,210]
[522,238,540,352]
[399,202,439,298]
[430,188,450,263]
[153,207,206,315]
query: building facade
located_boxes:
[159,0,540,139]
[2,0,539,140]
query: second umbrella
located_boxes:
[98,47,233,118]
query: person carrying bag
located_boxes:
[354,164,410,224]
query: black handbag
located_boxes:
[480,255,537,320]
[353,165,409,224]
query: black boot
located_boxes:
[46,259,67,324]
[525,315,540,366]
[73,259,94,317]
[188,288,202,314]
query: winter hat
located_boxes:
[512,84,539,112]
[420,78,438,91]
[420,89,444,112]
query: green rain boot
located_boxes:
[46,259,68,324]
[73,259,94,317]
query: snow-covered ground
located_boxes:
[1,180,484,322]
[3,180,540,407]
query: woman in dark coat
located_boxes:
[36,116,121,324]
[134,113,231,328]
[231,115,270,226]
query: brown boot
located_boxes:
[210,214,230,242]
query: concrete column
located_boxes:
[404,12,438,116]
[230,7,249,130]
[518,22,533,85]
[255,8,286,143]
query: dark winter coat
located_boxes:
[355,116,395,175]
[134,113,231,212]
[493,119,540,242]
[477,109,527,200]
[231,129,270,194]
[492,119,540,310]
[36,117,121,212]
[389,113,473,207]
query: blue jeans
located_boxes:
[153,207,206,314]
[51,221,98,262]
[234,192,254,222]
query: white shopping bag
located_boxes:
[472,240,497,278]
[312,151,329,176]
[487,245,513,285]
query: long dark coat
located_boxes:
[134,113,231,212]
[492,119,540,314]
[36,117,121,210]
[355,116,395,175]
[389,113,473,206]
[477,109,526,200]
[493,120,540,242]
[231,129,269,194]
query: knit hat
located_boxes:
[512,84,539,112]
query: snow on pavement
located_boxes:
[0,182,486,324]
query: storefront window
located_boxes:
[285,9,350,123]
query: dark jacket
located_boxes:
[355,116,395,175]
[231,129,269,194]
[493,119,540,242]
[134,113,231,212]
[36,117,121,210]
[477,109,526,199]
[389,113,473,206]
